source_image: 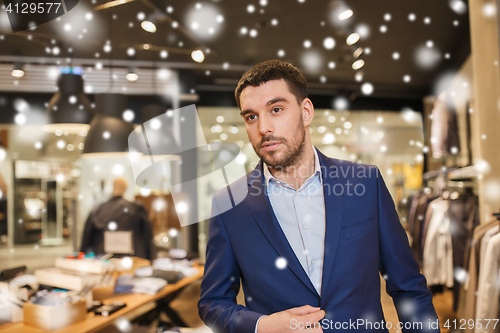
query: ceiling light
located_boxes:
[126,69,139,82]
[11,64,24,78]
[141,11,166,33]
[94,0,135,11]
[353,47,364,58]
[141,20,156,33]
[338,9,353,20]
[352,59,365,70]
[346,33,360,45]
[11,69,24,78]
[83,94,135,157]
[42,73,93,134]
[191,50,205,63]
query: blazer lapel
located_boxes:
[246,161,320,298]
[316,149,344,299]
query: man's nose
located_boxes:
[258,116,273,136]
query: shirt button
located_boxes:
[311,260,315,265]
[303,225,308,229]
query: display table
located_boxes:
[0,266,204,333]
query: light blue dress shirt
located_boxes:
[254,147,326,332]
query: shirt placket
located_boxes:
[292,185,312,277]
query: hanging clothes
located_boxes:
[423,199,454,287]
[421,197,442,257]
[462,221,500,333]
[409,192,436,265]
[475,232,500,333]
[447,195,479,311]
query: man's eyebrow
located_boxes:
[240,97,288,117]
[266,97,287,106]
[240,109,252,116]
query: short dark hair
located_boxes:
[235,59,308,109]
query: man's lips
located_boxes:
[261,142,282,152]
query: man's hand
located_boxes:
[257,305,325,332]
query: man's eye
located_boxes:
[246,115,256,121]
[271,108,282,113]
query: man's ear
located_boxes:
[301,98,314,127]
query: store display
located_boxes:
[80,181,155,261]
[23,299,86,331]
[408,168,480,311]
[55,256,109,274]
[34,268,103,292]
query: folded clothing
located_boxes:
[132,278,167,295]
[153,258,199,277]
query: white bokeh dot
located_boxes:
[323,37,335,50]
[122,110,135,122]
[334,96,348,110]
[361,82,374,95]
[275,257,287,270]
[150,118,162,130]
[483,3,496,17]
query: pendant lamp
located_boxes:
[42,73,93,134]
[82,94,134,157]
[141,104,179,157]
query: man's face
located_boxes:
[239,79,312,168]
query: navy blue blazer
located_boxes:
[198,148,439,333]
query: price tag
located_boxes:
[104,231,134,255]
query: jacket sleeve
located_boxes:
[80,213,95,253]
[198,196,263,333]
[138,205,156,261]
[376,167,440,333]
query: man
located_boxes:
[81,177,155,260]
[198,60,439,333]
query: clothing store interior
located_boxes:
[0,0,499,332]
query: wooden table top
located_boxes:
[0,266,204,333]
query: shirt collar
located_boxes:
[263,146,323,189]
